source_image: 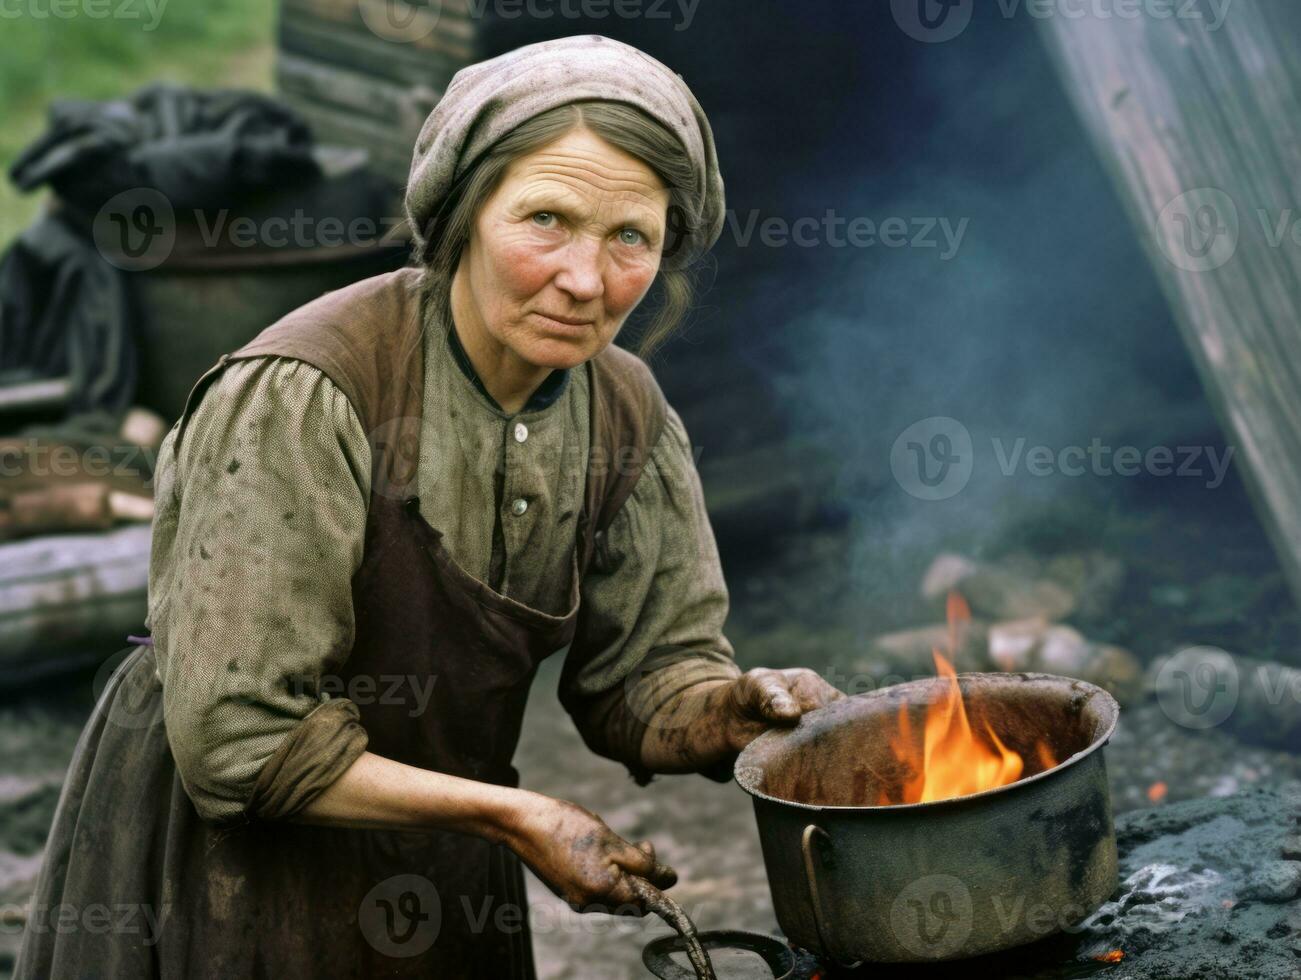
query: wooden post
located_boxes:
[276,0,481,186]
[1038,3,1301,604]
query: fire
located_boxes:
[1092,950,1125,964]
[880,592,1057,805]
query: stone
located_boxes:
[1242,861,1301,903]
[1149,648,1301,751]
[119,406,168,451]
[1043,551,1126,620]
[919,553,980,598]
[988,617,1050,671]
[1086,644,1146,704]
[985,620,1144,703]
[919,553,1077,621]
[865,621,989,674]
[1073,787,1301,979]
[1037,625,1093,674]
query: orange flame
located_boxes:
[880,591,1057,805]
[1092,950,1125,964]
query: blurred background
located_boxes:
[1,2,1299,977]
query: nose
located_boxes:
[552,234,604,305]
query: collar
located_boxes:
[445,320,570,414]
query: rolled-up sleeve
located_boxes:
[150,356,372,824]
[558,404,742,785]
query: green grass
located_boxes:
[0,0,276,245]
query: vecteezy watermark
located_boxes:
[0,438,159,483]
[2,902,165,945]
[888,871,1110,957]
[364,416,705,503]
[890,0,1233,43]
[988,894,1100,938]
[92,189,408,272]
[0,0,169,30]
[1153,644,1301,731]
[889,874,974,958]
[990,437,1234,489]
[890,0,975,44]
[357,0,701,42]
[724,210,969,259]
[460,895,713,933]
[358,0,442,42]
[1156,186,1301,273]
[93,189,177,272]
[891,417,976,502]
[356,876,714,957]
[891,417,1235,501]
[1155,646,1240,729]
[1155,187,1241,273]
[95,190,966,272]
[359,875,442,958]
[187,211,407,252]
[92,644,440,732]
[471,0,701,31]
[309,673,439,718]
[997,0,1234,29]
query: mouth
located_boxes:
[531,311,596,333]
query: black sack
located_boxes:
[9,81,320,214]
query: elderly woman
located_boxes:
[16,35,841,978]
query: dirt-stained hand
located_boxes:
[717,667,845,753]
[505,795,677,915]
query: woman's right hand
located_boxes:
[502,792,677,914]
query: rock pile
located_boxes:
[860,551,1144,704]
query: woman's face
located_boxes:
[453,126,670,370]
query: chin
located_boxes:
[514,325,611,370]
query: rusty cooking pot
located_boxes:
[734,672,1119,967]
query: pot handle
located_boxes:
[800,824,863,970]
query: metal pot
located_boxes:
[53,147,410,422]
[734,672,1119,966]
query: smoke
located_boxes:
[735,6,1222,608]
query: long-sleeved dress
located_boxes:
[15,267,741,978]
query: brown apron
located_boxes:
[15,268,667,979]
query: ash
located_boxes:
[1078,863,1227,945]
[1065,786,1301,980]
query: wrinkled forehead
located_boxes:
[493,131,671,219]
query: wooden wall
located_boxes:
[1040,4,1301,604]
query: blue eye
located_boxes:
[618,227,644,246]
[532,212,556,227]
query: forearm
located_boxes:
[638,667,845,777]
[637,678,737,774]
[295,750,535,844]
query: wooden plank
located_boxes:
[1039,5,1301,605]
[287,0,481,23]
[280,0,479,58]
[278,16,462,88]
[283,98,417,184]
[277,52,441,131]
[0,526,150,670]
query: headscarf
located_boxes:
[404,34,725,265]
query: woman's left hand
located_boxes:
[710,667,845,754]
[639,666,845,775]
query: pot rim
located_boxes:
[733,671,1119,813]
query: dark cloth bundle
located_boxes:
[1,83,319,428]
[9,81,319,214]
[0,213,135,419]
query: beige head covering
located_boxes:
[404,34,725,265]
